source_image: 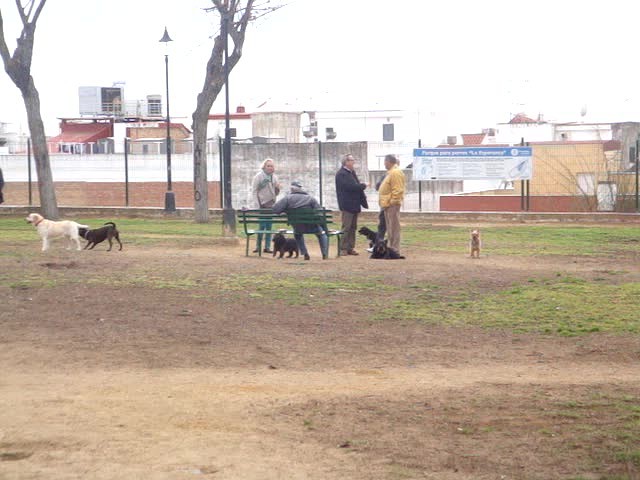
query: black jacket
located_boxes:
[335,167,368,213]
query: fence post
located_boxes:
[124,138,129,207]
[318,140,323,206]
[636,137,640,212]
[27,138,32,206]
[418,138,422,211]
[218,137,224,209]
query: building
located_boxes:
[437,113,640,212]
[0,121,30,154]
[47,118,115,154]
[207,106,421,170]
[47,117,191,155]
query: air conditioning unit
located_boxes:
[325,127,337,140]
[303,121,318,138]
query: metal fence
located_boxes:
[2,139,637,212]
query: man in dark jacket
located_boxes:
[335,154,368,255]
[272,181,328,260]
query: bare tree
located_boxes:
[192,0,281,223]
[0,0,58,218]
[543,139,635,212]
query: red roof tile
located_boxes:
[48,121,112,144]
[508,113,537,124]
[461,133,485,145]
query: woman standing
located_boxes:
[251,158,281,253]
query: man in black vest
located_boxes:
[335,154,368,255]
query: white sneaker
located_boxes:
[366,247,373,253]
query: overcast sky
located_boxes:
[1,0,639,145]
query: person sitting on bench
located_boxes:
[272,181,328,261]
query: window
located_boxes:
[382,123,394,141]
[148,99,162,116]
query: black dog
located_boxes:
[272,233,299,259]
[78,222,123,251]
[358,226,379,248]
[370,239,405,260]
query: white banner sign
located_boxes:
[413,147,533,181]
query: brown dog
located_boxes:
[78,222,123,251]
[470,229,481,258]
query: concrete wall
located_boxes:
[251,112,301,142]
[230,141,368,210]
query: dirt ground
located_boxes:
[1,226,639,480]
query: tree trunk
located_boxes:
[22,77,58,219]
[1,1,58,218]
[193,104,210,223]
[191,33,225,224]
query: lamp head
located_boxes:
[159,27,173,43]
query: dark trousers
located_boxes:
[341,211,359,252]
[294,226,328,258]
[377,209,386,241]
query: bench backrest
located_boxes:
[285,208,334,227]
[238,209,287,234]
[238,208,335,234]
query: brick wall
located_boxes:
[440,195,591,212]
[3,181,221,208]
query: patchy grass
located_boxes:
[0,216,224,248]
[211,274,390,306]
[402,224,640,256]
[3,217,640,335]
[379,276,640,336]
[4,218,640,255]
[282,385,640,479]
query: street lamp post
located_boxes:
[222,13,236,235]
[159,27,176,212]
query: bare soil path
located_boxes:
[1,234,639,479]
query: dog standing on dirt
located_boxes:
[78,222,123,251]
[25,212,89,252]
[470,229,481,258]
[272,232,299,259]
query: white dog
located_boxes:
[25,213,89,251]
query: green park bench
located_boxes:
[238,208,343,257]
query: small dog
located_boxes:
[358,226,379,248]
[25,212,89,252]
[470,229,481,258]
[78,222,123,251]
[272,233,299,259]
[370,239,405,260]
